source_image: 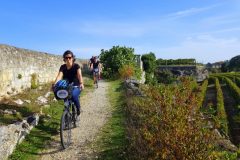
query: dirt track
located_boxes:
[40,81,111,160]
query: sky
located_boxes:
[0,0,240,63]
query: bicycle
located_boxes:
[54,83,80,149]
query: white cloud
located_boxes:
[166,4,220,19]
[169,7,208,17]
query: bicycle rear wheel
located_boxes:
[95,73,99,88]
[96,78,98,88]
[60,110,72,149]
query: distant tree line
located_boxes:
[156,58,196,65]
[221,55,240,72]
[141,52,197,84]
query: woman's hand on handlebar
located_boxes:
[51,84,55,91]
[80,83,84,90]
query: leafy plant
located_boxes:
[17,74,22,79]
[119,64,134,80]
[100,46,136,78]
[141,52,156,73]
[154,70,177,84]
[119,64,142,80]
[31,73,38,89]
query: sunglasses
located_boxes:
[65,56,72,60]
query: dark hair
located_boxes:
[63,50,76,62]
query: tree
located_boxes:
[156,58,196,65]
[100,46,136,78]
[141,52,156,73]
[229,55,240,71]
[221,61,229,72]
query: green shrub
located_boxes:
[141,52,156,73]
[154,70,177,84]
[100,46,136,78]
[17,74,22,79]
[31,73,39,89]
[145,72,158,85]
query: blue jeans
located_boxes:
[71,87,81,110]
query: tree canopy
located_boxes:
[229,55,240,71]
[100,46,136,78]
[141,52,156,73]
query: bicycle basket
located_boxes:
[53,80,72,100]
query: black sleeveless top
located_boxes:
[59,63,80,86]
[93,61,100,69]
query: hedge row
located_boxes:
[210,72,240,78]
[197,79,208,109]
[215,77,228,136]
[224,77,240,104]
[220,75,240,88]
[234,77,240,88]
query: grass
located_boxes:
[6,76,93,159]
[92,80,127,160]
[0,112,22,125]
[9,96,64,160]
[0,83,53,125]
[81,76,94,96]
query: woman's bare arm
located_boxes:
[53,71,63,84]
[77,68,84,89]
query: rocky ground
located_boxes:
[40,81,111,160]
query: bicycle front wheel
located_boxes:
[72,105,77,128]
[60,110,72,149]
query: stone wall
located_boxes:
[156,65,208,82]
[0,114,39,160]
[0,44,86,97]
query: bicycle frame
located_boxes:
[64,99,78,122]
[64,99,73,111]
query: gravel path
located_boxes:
[40,81,111,160]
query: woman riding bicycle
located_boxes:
[53,50,84,115]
